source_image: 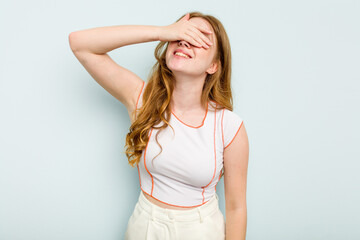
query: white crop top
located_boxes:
[134,81,244,208]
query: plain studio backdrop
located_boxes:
[1,0,359,239]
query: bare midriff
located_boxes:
[143,192,198,210]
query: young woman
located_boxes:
[69,11,249,240]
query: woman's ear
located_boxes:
[206,60,219,74]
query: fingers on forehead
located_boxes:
[190,17,212,29]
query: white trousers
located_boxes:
[124,190,226,240]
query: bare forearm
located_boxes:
[69,25,161,54]
[225,208,247,240]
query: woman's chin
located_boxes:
[167,61,196,75]
[169,68,192,75]
[168,64,187,72]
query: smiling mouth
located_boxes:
[173,52,192,59]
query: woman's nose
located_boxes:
[178,40,190,48]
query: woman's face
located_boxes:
[165,17,218,77]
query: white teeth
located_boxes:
[175,52,190,58]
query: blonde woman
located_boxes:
[69,11,249,240]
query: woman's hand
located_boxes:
[158,13,213,49]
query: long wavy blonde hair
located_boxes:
[125,11,234,179]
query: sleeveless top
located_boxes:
[134,81,244,208]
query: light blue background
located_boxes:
[1,0,359,239]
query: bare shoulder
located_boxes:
[224,122,248,155]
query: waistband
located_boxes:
[137,190,220,223]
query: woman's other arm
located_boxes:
[223,124,249,240]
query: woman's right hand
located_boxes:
[158,13,213,49]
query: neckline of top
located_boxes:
[171,101,213,129]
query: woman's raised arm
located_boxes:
[68,25,161,116]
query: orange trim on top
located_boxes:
[224,121,243,149]
[135,81,145,111]
[144,128,154,195]
[200,103,217,203]
[137,164,142,187]
[141,188,210,208]
[171,101,209,128]
[221,109,225,149]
